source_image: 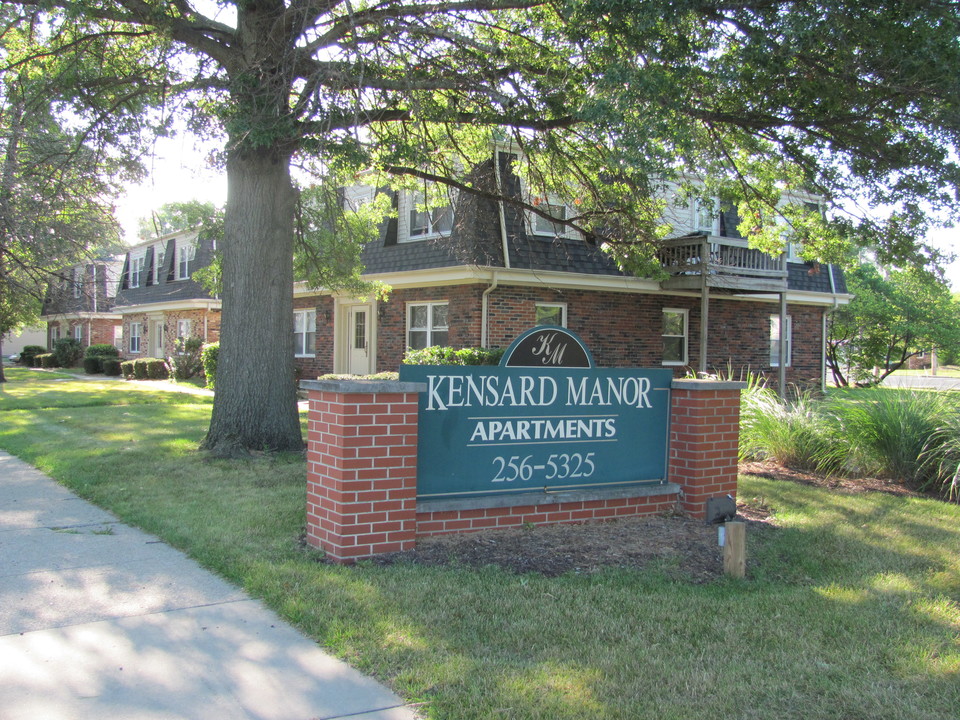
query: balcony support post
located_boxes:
[699,238,710,376]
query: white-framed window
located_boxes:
[154,244,166,284]
[176,237,197,280]
[51,325,61,342]
[532,201,570,237]
[294,309,316,357]
[535,302,567,327]
[129,322,142,354]
[404,189,454,242]
[130,256,145,288]
[72,267,82,298]
[770,315,792,367]
[113,325,123,349]
[693,198,717,234]
[662,308,688,366]
[407,302,449,349]
[74,325,83,342]
[176,319,192,339]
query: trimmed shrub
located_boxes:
[19,345,47,366]
[52,338,83,368]
[132,358,149,379]
[144,358,169,379]
[403,346,504,366]
[37,353,58,368]
[120,360,136,379]
[83,357,103,374]
[85,344,120,360]
[201,341,219,390]
[168,336,204,380]
[102,358,122,377]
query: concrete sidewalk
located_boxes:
[0,450,420,720]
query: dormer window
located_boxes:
[154,244,166,284]
[130,255,145,288]
[176,236,197,280]
[533,202,568,236]
[402,188,454,242]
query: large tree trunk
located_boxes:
[202,145,303,455]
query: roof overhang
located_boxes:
[40,312,121,322]
[296,264,851,306]
[112,299,222,314]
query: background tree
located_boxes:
[3,1,959,453]
[0,9,129,381]
[136,200,218,240]
[826,264,960,387]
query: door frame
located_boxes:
[333,299,377,375]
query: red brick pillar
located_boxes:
[668,379,746,519]
[302,379,424,563]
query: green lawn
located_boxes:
[1,367,957,719]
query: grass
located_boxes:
[1,367,958,719]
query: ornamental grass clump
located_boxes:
[828,389,955,488]
[739,384,841,473]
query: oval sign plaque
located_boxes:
[501,326,594,368]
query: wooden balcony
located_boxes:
[657,235,787,293]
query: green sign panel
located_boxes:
[400,327,673,499]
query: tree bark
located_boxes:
[201,145,303,455]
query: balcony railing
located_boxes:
[657,235,787,292]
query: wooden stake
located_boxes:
[723,521,746,578]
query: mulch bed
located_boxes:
[366,462,922,580]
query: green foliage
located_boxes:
[137,200,217,240]
[829,390,955,487]
[739,384,841,473]
[402,346,504,366]
[120,360,135,379]
[132,358,168,380]
[743,385,960,499]
[37,353,57,368]
[84,344,119,359]
[168,336,204,381]
[19,346,47,366]
[201,342,219,390]
[292,179,391,300]
[102,358,122,377]
[52,338,83,368]
[82,356,102,374]
[827,264,960,386]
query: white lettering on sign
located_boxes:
[426,374,558,410]
[565,376,652,408]
[468,416,617,444]
[529,332,568,365]
[425,374,654,411]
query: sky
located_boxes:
[114,135,227,245]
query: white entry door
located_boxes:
[151,320,165,358]
[347,306,370,375]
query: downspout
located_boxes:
[822,263,840,393]
[482,272,499,348]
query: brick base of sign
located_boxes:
[302,377,745,564]
[668,380,744,520]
